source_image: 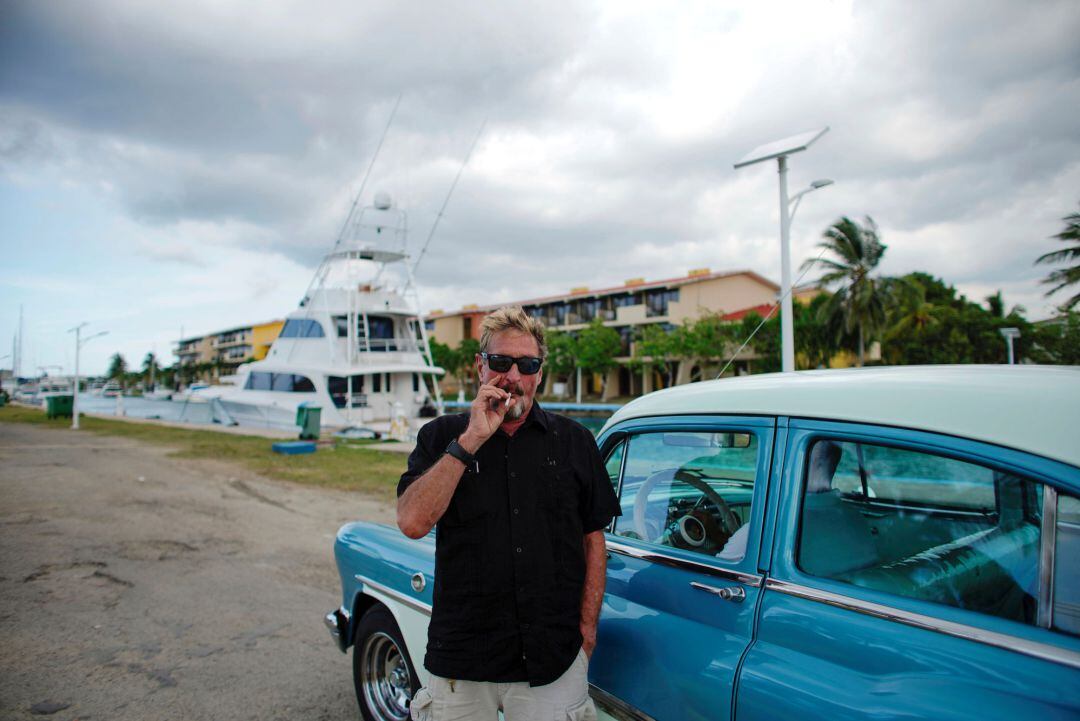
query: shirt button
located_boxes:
[513,508,519,515]
[521,623,531,630]
[516,547,522,553]
[510,471,517,478]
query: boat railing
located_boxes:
[361,338,422,353]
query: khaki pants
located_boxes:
[410,648,597,721]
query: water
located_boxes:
[75,394,214,425]
[74,393,613,435]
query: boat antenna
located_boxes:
[411,119,486,275]
[333,93,402,250]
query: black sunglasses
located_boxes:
[481,352,543,375]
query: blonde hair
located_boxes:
[478,306,547,360]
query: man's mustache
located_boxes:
[497,383,526,396]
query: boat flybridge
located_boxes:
[202,193,445,434]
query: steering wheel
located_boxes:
[632,468,740,550]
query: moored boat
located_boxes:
[196,193,444,434]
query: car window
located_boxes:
[604,440,625,495]
[798,439,1046,629]
[1055,493,1080,635]
[613,431,759,561]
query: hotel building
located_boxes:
[425,268,820,398]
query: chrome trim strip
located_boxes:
[589,684,657,721]
[766,578,1080,671]
[606,539,763,587]
[355,574,433,617]
[1038,486,1058,628]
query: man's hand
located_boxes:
[459,374,514,452]
[580,621,597,659]
[579,530,606,660]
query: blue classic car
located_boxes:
[327,366,1080,721]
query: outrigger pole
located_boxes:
[411,120,486,276]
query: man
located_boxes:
[397,306,620,721]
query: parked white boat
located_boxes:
[36,376,73,408]
[195,193,444,433]
[100,380,123,398]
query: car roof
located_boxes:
[601,365,1080,468]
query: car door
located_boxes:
[591,415,777,721]
[736,419,1080,721]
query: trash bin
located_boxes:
[46,394,74,419]
[296,403,321,440]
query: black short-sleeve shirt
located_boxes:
[397,402,620,686]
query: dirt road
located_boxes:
[0,422,397,721]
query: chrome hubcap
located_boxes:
[361,632,411,721]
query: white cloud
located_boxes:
[1,0,1078,374]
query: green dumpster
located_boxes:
[296,403,321,440]
[46,394,74,419]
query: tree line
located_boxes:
[430,204,1080,400]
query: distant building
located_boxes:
[426,269,821,398]
[175,319,285,381]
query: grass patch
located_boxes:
[0,404,407,501]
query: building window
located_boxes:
[373,373,381,393]
[646,289,679,317]
[463,317,473,338]
[613,292,642,308]
[580,298,601,322]
[554,304,569,325]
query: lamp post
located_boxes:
[69,323,108,430]
[999,327,1020,365]
[736,128,831,373]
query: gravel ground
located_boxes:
[0,421,397,721]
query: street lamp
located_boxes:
[1000,327,1020,365]
[735,127,831,373]
[69,323,108,430]
[789,179,834,223]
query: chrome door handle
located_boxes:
[691,581,746,603]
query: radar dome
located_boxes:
[373,192,393,210]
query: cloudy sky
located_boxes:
[2,0,1078,376]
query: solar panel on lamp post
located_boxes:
[735,127,830,373]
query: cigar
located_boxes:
[504,394,512,408]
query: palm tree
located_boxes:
[142,352,160,388]
[107,353,128,381]
[1036,204,1080,311]
[802,216,892,366]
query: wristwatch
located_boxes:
[445,438,479,472]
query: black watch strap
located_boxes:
[445,438,479,472]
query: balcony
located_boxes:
[213,335,249,349]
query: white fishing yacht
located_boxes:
[198,193,444,432]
